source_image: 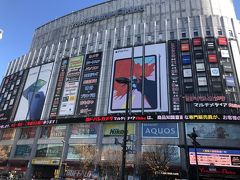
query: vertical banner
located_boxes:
[14,63,53,121]
[49,58,69,119]
[109,47,132,112]
[78,52,102,116]
[108,44,168,113]
[0,70,27,121]
[14,66,41,121]
[168,40,181,113]
[59,56,84,116]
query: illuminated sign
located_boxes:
[103,123,135,136]
[185,115,220,120]
[193,38,202,46]
[168,40,181,113]
[142,123,179,138]
[184,96,226,102]
[49,58,69,119]
[78,52,102,116]
[181,44,190,51]
[32,159,60,165]
[71,5,144,28]
[218,37,228,46]
[189,148,240,168]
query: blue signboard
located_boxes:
[142,123,179,138]
[182,55,191,65]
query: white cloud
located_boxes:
[0,29,3,40]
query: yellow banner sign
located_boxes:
[103,123,135,136]
[32,159,60,165]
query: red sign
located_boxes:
[218,37,228,46]
[193,38,202,46]
[181,44,190,51]
[208,54,218,63]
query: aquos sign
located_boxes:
[142,123,179,138]
[71,5,144,28]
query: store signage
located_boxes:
[193,38,202,46]
[181,44,190,51]
[185,115,220,120]
[2,113,240,129]
[198,166,237,175]
[218,37,228,46]
[49,58,69,118]
[142,123,179,138]
[189,148,240,168]
[71,5,144,28]
[208,54,217,63]
[168,40,181,113]
[103,123,135,136]
[226,76,235,87]
[221,50,230,58]
[194,103,240,109]
[0,71,27,121]
[184,96,226,102]
[210,68,220,77]
[65,169,94,178]
[32,159,60,165]
[78,52,102,116]
[59,56,84,116]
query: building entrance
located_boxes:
[32,165,58,179]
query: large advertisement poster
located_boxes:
[78,52,102,116]
[186,123,240,139]
[0,70,27,121]
[59,56,84,116]
[189,148,240,168]
[14,63,53,121]
[108,44,168,113]
[49,58,69,119]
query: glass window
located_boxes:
[1,129,16,140]
[218,30,223,35]
[67,144,96,160]
[170,32,174,40]
[71,124,97,138]
[141,145,180,165]
[181,32,186,38]
[186,123,240,139]
[14,145,32,158]
[194,31,199,37]
[41,125,66,139]
[0,145,11,160]
[20,127,37,139]
[206,30,211,36]
[36,144,62,158]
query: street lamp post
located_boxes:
[187,128,200,180]
[115,77,130,180]
[58,140,66,179]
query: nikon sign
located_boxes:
[103,123,135,136]
[71,5,144,28]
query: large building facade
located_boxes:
[1,0,240,179]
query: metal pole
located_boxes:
[58,140,66,179]
[121,81,129,180]
[194,139,199,180]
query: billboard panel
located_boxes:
[14,63,53,121]
[189,148,240,168]
[59,56,84,116]
[14,66,41,121]
[0,70,27,121]
[108,43,168,113]
[49,58,69,118]
[78,52,102,116]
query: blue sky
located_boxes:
[0,0,240,80]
